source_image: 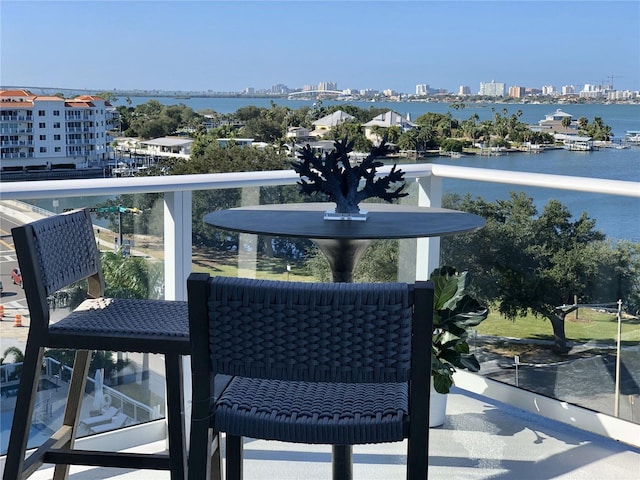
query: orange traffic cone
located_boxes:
[14,314,22,327]
[0,304,4,317]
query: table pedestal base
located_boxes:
[311,238,373,283]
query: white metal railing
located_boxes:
[2,164,639,300]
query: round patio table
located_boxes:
[204,202,485,282]
[204,201,484,478]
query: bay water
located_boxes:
[94,98,640,241]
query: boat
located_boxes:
[624,131,640,144]
[562,141,592,151]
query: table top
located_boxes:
[204,202,485,240]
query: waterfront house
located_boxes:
[141,137,193,157]
[285,126,312,141]
[531,108,578,135]
[310,110,356,137]
[362,110,417,143]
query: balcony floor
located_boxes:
[5,388,639,480]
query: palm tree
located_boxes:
[2,346,24,364]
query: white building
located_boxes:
[542,85,556,95]
[0,89,116,172]
[478,81,505,97]
[458,85,471,95]
[415,84,428,96]
[317,81,337,91]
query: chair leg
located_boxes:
[406,435,428,480]
[2,343,45,480]
[51,349,92,480]
[225,434,243,480]
[210,437,222,480]
[187,419,214,480]
[332,445,353,480]
[165,353,187,480]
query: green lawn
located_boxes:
[191,249,317,282]
[476,307,640,345]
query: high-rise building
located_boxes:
[458,85,471,95]
[508,86,525,98]
[415,84,428,96]
[270,84,289,94]
[317,82,337,91]
[478,80,505,97]
[542,85,556,95]
[0,89,116,173]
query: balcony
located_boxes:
[0,163,639,478]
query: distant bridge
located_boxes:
[288,90,344,97]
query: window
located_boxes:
[39,122,46,128]
[39,147,47,153]
[54,134,61,141]
[53,110,60,116]
[53,122,60,128]
[38,110,45,116]
[54,147,61,152]
[39,135,46,141]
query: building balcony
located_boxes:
[0,163,639,478]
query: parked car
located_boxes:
[11,268,22,287]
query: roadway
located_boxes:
[0,211,28,355]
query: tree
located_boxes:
[2,346,24,364]
[441,192,639,353]
[326,121,372,152]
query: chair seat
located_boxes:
[215,377,408,445]
[49,298,189,353]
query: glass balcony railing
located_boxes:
[0,163,638,457]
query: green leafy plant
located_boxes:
[430,266,488,394]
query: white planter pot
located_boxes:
[429,382,448,428]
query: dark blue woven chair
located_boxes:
[187,273,434,480]
[4,209,205,480]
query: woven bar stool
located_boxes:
[187,274,434,480]
[3,208,217,480]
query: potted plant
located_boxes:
[429,266,489,427]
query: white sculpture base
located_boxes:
[324,210,368,221]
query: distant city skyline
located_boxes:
[1,1,639,93]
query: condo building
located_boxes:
[415,84,428,96]
[508,85,525,98]
[0,89,116,173]
[478,80,506,97]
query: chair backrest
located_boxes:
[11,208,104,331]
[188,275,432,384]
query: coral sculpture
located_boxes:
[291,137,408,215]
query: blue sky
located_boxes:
[1,0,639,93]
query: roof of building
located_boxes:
[545,108,573,118]
[141,137,194,147]
[363,110,417,128]
[312,110,356,127]
[0,89,35,98]
[555,133,592,141]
